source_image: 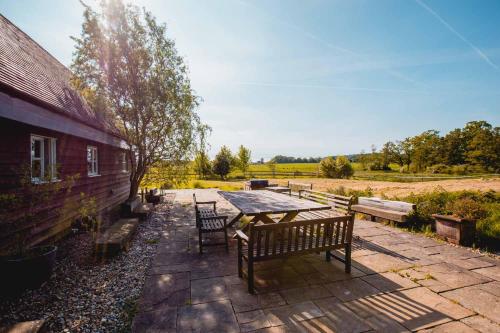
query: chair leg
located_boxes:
[345,243,352,273]
[224,228,229,252]
[237,239,243,278]
[326,250,331,262]
[248,259,254,294]
[198,229,203,254]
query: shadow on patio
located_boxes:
[132,189,496,333]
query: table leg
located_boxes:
[227,212,244,228]
[279,211,298,223]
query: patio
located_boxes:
[132,189,500,333]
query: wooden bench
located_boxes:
[123,196,153,220]
[193,194,229,254]
[298,190,353,219]
[287,181,312,195]
[94,217,139,257]
[236,215,355,293]
[351,197,416,223]
[0,320,47,333]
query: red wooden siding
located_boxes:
[0,117,131,251]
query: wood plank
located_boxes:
[218,190,330,215]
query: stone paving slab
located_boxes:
[441,284,500,324]
[132,189,500,332]
[461,315,500,333]
[344,286,475,331]
[473,265,500,281]
[417,320,480,333]
[177,300,239,332]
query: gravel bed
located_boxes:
[0,194,175,332]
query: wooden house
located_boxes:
[0,15,131,251]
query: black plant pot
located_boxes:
[0,245,57,297]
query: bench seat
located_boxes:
[351,204,409,223]
[133,202,154,220]
[94,218,140,256]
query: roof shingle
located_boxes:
[0,14,118,135]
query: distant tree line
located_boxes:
[354,121,499,174]
[269,155,322,164]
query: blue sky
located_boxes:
[1,0,499,160]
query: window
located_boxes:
[87,146,98,176]
[120,151,129,172]
[31,135,57,182]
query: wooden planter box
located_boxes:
[432,214,476,246]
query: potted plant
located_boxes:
[433,198,486,246]
[0,167,77,296]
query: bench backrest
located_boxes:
[357,197,415,213]
[299,189,353,213]
[287,181,313,193]
[247,215,354,261]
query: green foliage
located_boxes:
[320,156,354,179]
[327,186,374,199]
[393,189,500,250]
[0,165,79,255]
[445,198,487,220]
[477,202,500,239]
[71,0,207,199]
[270,155,322,163]
[236,145,251,175]
[193,151,212,179]
[212,146,233,179]
[361,121,499,174]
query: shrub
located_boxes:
[327,186,373,199]
[192,181,204,189]
[320,156,354,179]
[445,198,487,220]
[477,202,500,239]
[160,181,173,189]
[320,157,337,178]
[336,156,355,178]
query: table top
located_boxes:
[265,186,291,191]
[218,190,330,215]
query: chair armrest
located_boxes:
[235,230,249,242]
[196,201,217,205]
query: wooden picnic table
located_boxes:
[219,190,331,227]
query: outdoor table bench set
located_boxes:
[193,184,356,293]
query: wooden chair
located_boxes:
[235,215,355,293]
[193,194,229,254]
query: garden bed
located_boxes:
[0,195,174,332]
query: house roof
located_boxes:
[0,14,119,136]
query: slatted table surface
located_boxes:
[219,190,330,216]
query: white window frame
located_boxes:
[87,145,99,176]
[31,134,57,183]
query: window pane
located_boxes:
[32,139,41,158]
[32,160,41,179]
[87,147,92,163]
[43,139,50,179]
[51,139,57,179]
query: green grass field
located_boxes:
[141,162,497,190]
